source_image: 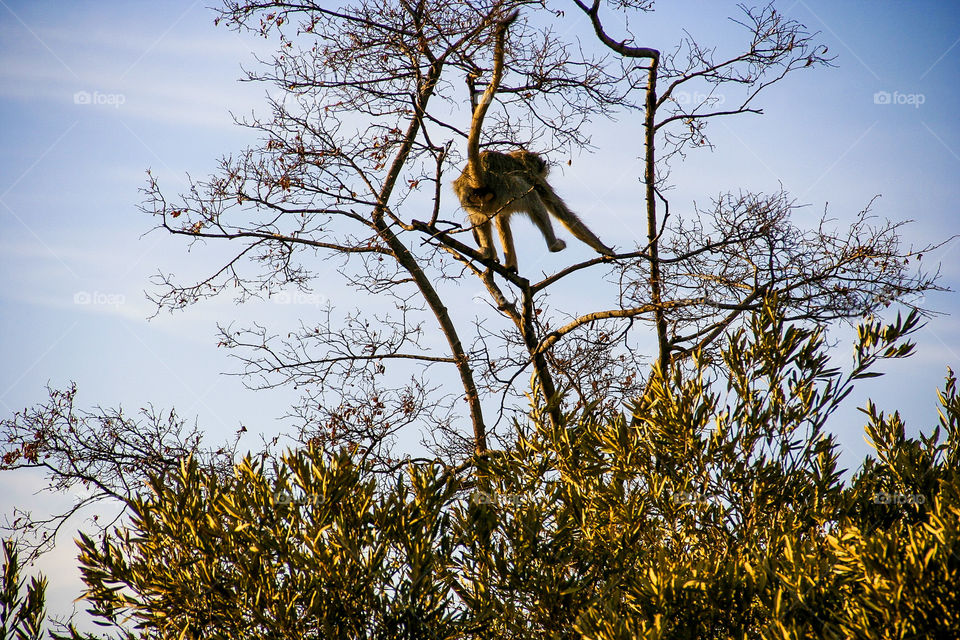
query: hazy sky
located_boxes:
[1,0,958,627]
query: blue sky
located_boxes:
[1,0,958,626]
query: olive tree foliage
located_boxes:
[1,539,47,640]
[137,0,938,462]
[59,305,960,639]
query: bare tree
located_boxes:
[1,384,241,559]
[138,0,939,462]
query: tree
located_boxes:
[62,304,960,639]
[0,0,948,623]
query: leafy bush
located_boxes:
[66,303,960,639]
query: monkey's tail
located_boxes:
[534,181,615,256]
[465,10,520,188]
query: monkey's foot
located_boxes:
[548,239,566,252]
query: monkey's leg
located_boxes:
[525,194,567,253]
[472,214,498,263]
[495,213,519,271]
[565,220,614,256]
[552,212,614,256]
[536,184,614,256]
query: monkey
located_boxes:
[452,10,615,272]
